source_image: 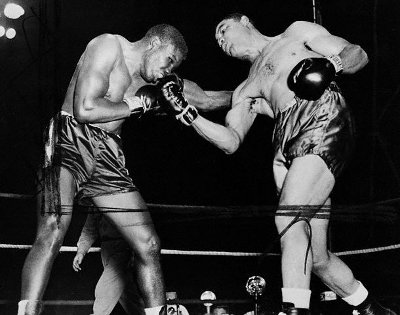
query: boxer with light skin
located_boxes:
[158,13,396,315]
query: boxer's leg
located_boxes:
[19,167,75,315]
[275,155,334,311]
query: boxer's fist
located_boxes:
[158,73,198,126]
[124,85,160,118]
[287,56,342,101]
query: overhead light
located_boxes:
[6,27,16,39]
[0,26,5,37]
[4,3,25,19]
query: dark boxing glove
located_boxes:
[157,73,198,126]
[124,84,160,118]
[287,55,343,101]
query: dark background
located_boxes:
[1,0,400,314]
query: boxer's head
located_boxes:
[142,24,188,82]
[215,13,255,60]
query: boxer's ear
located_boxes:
[149,36,162,50]
[240,15,250,26]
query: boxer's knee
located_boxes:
[136,234,161,263]
[312,252,331,274]
[34,218,67,255]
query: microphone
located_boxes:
[246,276,266,298]
[200,290,216,314]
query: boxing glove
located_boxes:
[158,73,198,126]
[124,84,160,118]
[287,55,343,101]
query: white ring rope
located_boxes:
[1,242,400,257]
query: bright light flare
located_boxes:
[6,27,16,39]
[0,26,5,37]
[4,3,25,19]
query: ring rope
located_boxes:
[2,192,399,256]
[1,243,399,257]
[1,192,400,218]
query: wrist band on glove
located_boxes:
[123,98,144,118]
[176,105,198,126]
[327,55,343,74]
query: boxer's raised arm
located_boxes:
[183,78,232,112]
[160,74,256,154]
[288,21,368,74]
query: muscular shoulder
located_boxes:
[79,34,125,72]
[86,34,122,58]
[284,21,330,41]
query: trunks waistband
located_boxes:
[280,98,297,113]
[60,111,121,139]
[279,82,341,113]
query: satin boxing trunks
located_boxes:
[272,83,354,192]
[48,112,137,201]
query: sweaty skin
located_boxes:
[216,21,367,119]
[20,27,187,315]
[185,16,370,309]
[62,34,183,134]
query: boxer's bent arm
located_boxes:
[74,35,131,123]
[192,102,256,154]
[290,21,368,74]
[306,33,368,74]
[333,44,369,74]
[183,78,232,112]
[76,214,99,255]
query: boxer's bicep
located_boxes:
[74,36,118,114]
[183,79,232,111]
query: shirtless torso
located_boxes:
[61,35,149,134]
[232,22,332,118]
[175,15,379,315]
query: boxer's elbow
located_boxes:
[224,144,239,155]
[342,44,369,74]
[223,130,241,154]
[74,98,95,123]
[360,47,369,68]
[353,45,369,71]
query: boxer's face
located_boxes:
[215,17,250,59]
[143,40,183,82]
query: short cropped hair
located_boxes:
[222,13,255,26]
[145,24,188,59]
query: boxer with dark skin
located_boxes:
[18,24,187,315]
[158,14,396,315]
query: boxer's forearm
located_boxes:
[204,90,233,111]
[192,115,240,154]
[183,79,232,112]
[74,97,131,123]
